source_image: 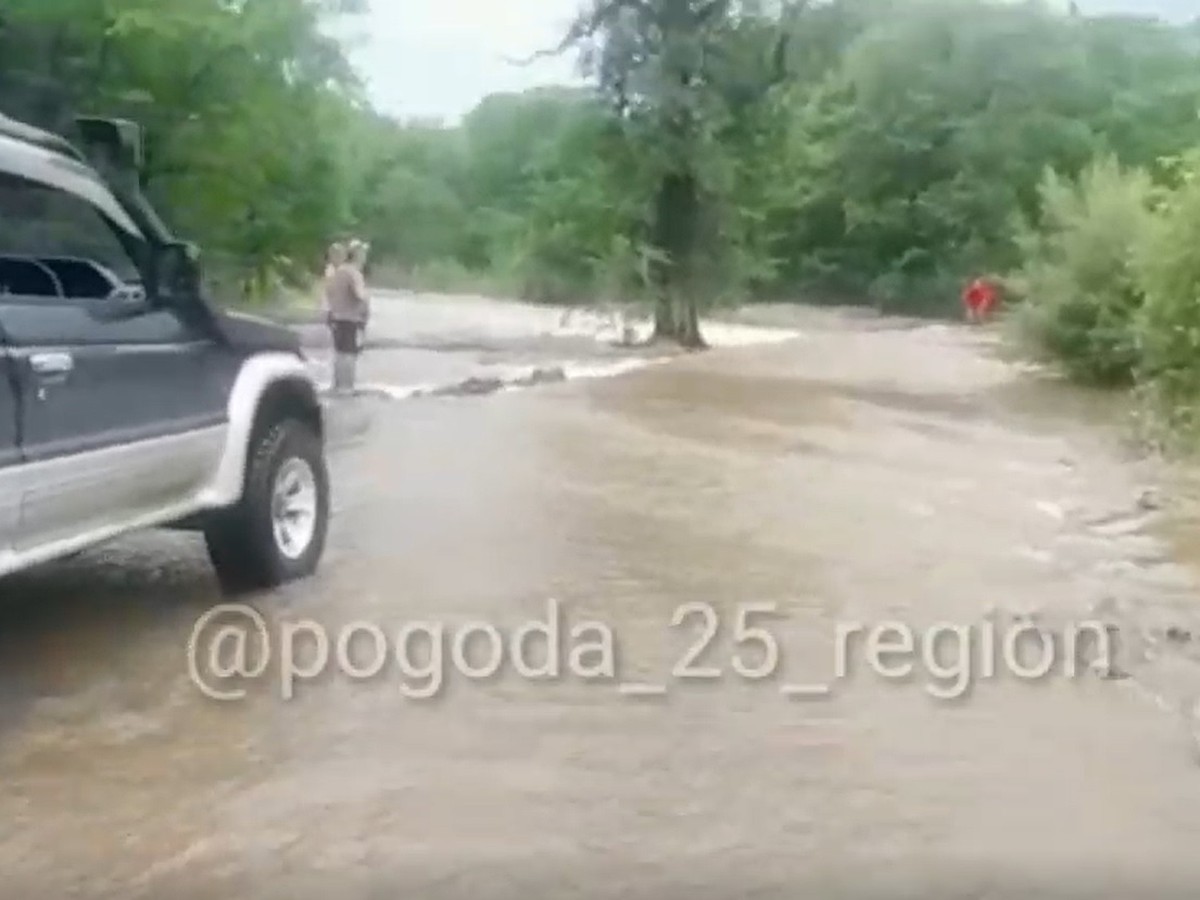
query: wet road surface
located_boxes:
[3,301,1200,898]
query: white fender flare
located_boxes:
[196,351,319,509]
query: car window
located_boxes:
[0,172,139,283]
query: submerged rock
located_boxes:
[1166,626,1194,645]
[431,376,506,397]
[516,366,567,388]
[426,366,568,398]
[1137,488,1163,512]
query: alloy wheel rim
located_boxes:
[271,457,319,560]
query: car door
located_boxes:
[0,171,230,553]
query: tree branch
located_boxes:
[771,31,789,84]
[506,0,655,66]
[695,0,731,26]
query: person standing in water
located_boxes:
[347,239,372,346]
[319,241,344,320]
[962,275,999,325]
[324,241,370,394]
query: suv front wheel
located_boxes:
[204,417,330,594]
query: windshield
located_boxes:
[0,171,140,282]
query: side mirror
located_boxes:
[88,284,149,322]
[74,117,144,177]
[152,241,201,303]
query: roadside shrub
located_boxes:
[1010,158,1157,387]
[1133,152,1200,441]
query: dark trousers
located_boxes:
[329,319,362,392]
[330,319,362,355]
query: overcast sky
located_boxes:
[343,0,585,124]
[347,0,1196,124]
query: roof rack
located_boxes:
[0,112,84,162]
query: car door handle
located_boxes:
[29,351,74,375]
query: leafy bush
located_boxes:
[1133,152,1200,439]
[1010,158,1157,386]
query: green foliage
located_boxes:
[762,0,1200,308]
[1011,158,1157,386]
[1132,151,1200,438]
[1003,144,1200,451]
[6,0,1200,346]
[10,0,1200,438]
[0,0,363,303]
[506,103,651,303]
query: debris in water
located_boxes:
[431,376,505,397]
[1166,626,1194,645]
[425,366,568,398]
[1084,502,1160,537]
[1136,488,1163,512]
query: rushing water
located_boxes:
[2,298,1200,898]
[300,292,801,398]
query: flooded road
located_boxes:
[3,299,1200,898]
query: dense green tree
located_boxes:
[758,0,1200,313]
[5,0,1200,360]
[502,0,788,346]
[0,0,364,300]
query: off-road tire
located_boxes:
[204,418,330,594]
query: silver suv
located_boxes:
[0,113,331,592]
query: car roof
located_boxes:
[0,129,142,238]
[0,113,85,162]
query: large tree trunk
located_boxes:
[649,176,677,341]
[649,169,707,348]
[652,290,677,341]
[676,291,706,349]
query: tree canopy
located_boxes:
[5,0,1200,348]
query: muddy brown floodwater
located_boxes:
[2,303,1200,899]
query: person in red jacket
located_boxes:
[962,276,999,325]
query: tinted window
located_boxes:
[0,172,138,282]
